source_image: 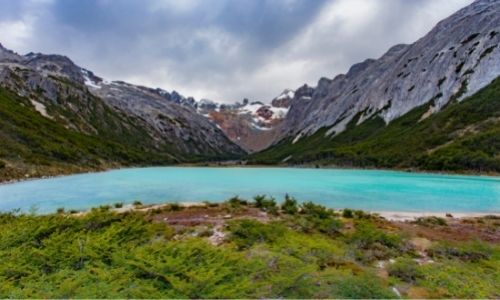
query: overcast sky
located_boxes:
[0,0,473,103]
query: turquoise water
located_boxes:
[0,167,498,214]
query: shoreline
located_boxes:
[1,163,499,186]
[373,211,500,221]
[70,201,500,221]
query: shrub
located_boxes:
[316,217,343,237]
[253,195,266,208]
[228,219,285,249]
[354,210,370,219]
[281,194,298,215]
[300,201,332,219]
[99,205,111,211]
[348,222,404,262]
[328,272,397,299]
[415,216,447,227]
[203,201,219,207]
[132,200,143,207]
[169,202,182,211]
[114,202,123,208]
[342,208,354,218]
[56,207,65,214]
[427,241,493,262]
[388,257,423,283]
[253,195,277,214]
[225,196,247,212]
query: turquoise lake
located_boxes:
[0,167,498,214]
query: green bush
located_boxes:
[342,209,354,218]
[169,202,182,211]
[281,194,298,215]
[414,216,447,227]
[228,220,286,249]
[427,241,493,262]
[388,257,423,283]
[253,195,277,214]
[113,202,123,208]
[348,222,404,262]
[418,259,500,298]
[325,272,397,299]
[353,210,371,219]
[316,217,343,237]
[225,196,247,212]
[300,201,332,219]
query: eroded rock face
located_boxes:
[276,0,500,143]
[197,94,292,153]
[0,46,244,158]
[90,81,244,156]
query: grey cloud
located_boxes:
[0,0,473,102]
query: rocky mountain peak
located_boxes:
[275,0,500,143]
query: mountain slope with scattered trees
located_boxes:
[250,77,500,173]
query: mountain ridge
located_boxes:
[0,0,499,179]
[271,0,499,144]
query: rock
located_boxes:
[0,45,244,159]
[275,0,500,142]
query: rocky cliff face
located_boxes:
[0,45,244,159]
[275,0,500,144]
[86,79,243,156]
[192,90,293,152]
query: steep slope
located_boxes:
[196,93,292,152]
[0,87,175,181]
[253,0,500,170]
[0,44,244,181]
[85,79,243,156]
[251,77,500,173]
[274,0,500,143]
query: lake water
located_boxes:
[0,167,498,214]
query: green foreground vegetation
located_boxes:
[0,197,498,298]
[251,77,500,173]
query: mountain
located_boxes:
[0,44,243,181]
[251,0,500,172]
[1,0,498,178]
[194,91,293,153]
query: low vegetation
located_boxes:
[0,197,498,298]
[251,77,500,173]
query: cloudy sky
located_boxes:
[0,0,473,103]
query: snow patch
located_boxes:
[292,133,302,144]
[251,123,272,131]
[81,69,101,89]
[30,100,51,118]
[269,106,289,118]
[239,103,262,115]
[276,89,295,100]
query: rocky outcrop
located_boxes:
[275,0,500,144]
[198,95,291,153]
[0,45,244,159]
[89,80,243,156]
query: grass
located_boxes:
[0,197,498,298]
[250,77,500,173]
